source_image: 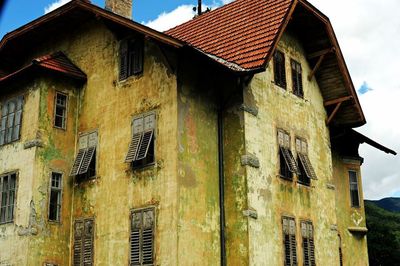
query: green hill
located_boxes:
[365,200,400,265]
[367,198,400,213]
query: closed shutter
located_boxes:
[283,217,297,266]
[73,220,84,266]
[136,130,154,161]
[280,147,300,174]
[70,149,86,176]
[301,221,315,266]
[130,208,154,266]
[79,147,96,175]
[73,219,94,266]
[120,40,129,80]
[133,39,144,75]
[298,154,317,180]
[83,219,94,266]
[125,133,142,163]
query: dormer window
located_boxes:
[119,37,144,80]
[273,51,286,89]
[0,96,23,146]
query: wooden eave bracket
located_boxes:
[307,47,335,81]
[325,95,353,125]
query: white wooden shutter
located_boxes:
[125,133,142,163]
[280,147,300,174]
[73,220,84,266]
[78,147,96,175]
[70,149,86,176]
[83,219,94,266]
[136,130,154,161]
[298,154,317,180]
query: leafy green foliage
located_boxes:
[365,201,400,265]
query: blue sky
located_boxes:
[0,0,218,38]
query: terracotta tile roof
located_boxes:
[166,0,294,70]
[0,52,86,84]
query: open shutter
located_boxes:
[126,133,142,163]
[142,209,154,265]
[73,220,84,266]
[79,147,96,175]
[280,147,300,174]
[136,130,154,161]
[298,154,317,180]
[83,219,94,266]
[133,39,144,75]
[119,40,129,80]
[70,149,86,176]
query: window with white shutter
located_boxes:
[282,216,297,266]
[278,130,299,180]
[120,37,144,81]
[125,112,155,169]
[296,138,317,185]
[0,96,23,146]
[301,221,316,266]
[73,218,94,266]
[130,207,155,266]
[70,132,97,181]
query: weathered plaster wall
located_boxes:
[243,31,339,265]
[0,83,40,266]
[176,54,222,265]
[332,153,369,266]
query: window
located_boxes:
[301,221,316,266]
[0,96,23,146]
[130,207,155,266]
[349,170,360,207]
[73,218,94,266]
[278,130,299,180]
[49,172,62,222]
[274,51,286,89]
[0,172,16,224]
[70,132,97,181]
[120,37,144,80]
[282,216,297,266]
[125,112,156,169]
[291,60,303,98]
[54,93,67,129]
[295,138,317,185]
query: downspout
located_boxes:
[218,106,226,266]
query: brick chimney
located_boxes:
[105,0,132,19]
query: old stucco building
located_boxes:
[0,0,396,265]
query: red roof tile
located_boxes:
[0,52,86,84]
[166,0,294,70]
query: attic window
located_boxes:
[119,37,144,80]
[291,60,303,98]
[125,112,156,169]
[274,51,286,89]
[70,132,98,181]
[296,138,317,185]
[278,130,299,180]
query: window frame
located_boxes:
[48,171,63,223]
[119,37,144,81]
[295,137,317,185]
[0,171,18,224]
[126,111,157,170]
[53,92,68,130]
[282,216,298,266]
[273,50,287,89]
[291,59,303,98]
[348,170,361,208]
[300,220,316,266]
[0,95,24,146]
[72,217,95,266]
[130,206,156,266]
[70,131,98,182]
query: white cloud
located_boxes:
[309,0,400,199]
[221,0,234,4]
[44,0,71,14]
[143,5,196,32]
